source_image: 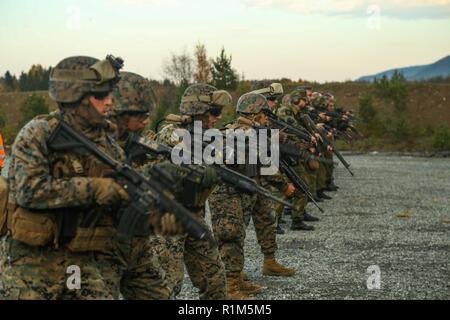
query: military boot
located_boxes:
[304,212,319,222]
[226,276,254,300]
[276,224,285,234]
[325,181,339,192]
[282,205,292,216]
[239,274,263,295]
[262,255,296,277]
[317,190,332,200]
[313,195,324,202]
[291,221,315,231]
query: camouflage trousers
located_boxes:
[317,153,334,191]
[148,234,185,298]
[291,162,317,223]
[209,184,277,278]
[324,153,334,185]
[209,185,246,278]
[95,235,171,300]
[157,208,226,300]
[0,236,113,300]
[242,192,277,257]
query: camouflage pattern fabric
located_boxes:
[155,122,226,300]
[0,239,113,300]
[96,122,174,300]
[317,161,328,192]
[49,56,119,104]
[2,104,126,300]
[275,105,316,223]
[236,93,269,114]
[242,190,277,257]
[209,184,246,278]
[149,234,185,298]
[183,208,226,300]
[95,236,171,300]
[180,84,223,116]
[111,72,155,116]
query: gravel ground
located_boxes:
[2,155,449,299]
[179,154,450,300]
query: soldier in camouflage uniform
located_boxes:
[155,84,228,300]
[88,71,174,300]
[0,55,131,299]
[320,93,337,193]
[310,92,338,195]
[209,92,296,300]
[250,83,288,235]
[276,89,321,231]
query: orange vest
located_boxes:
[0,132,5,169]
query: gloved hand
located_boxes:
[284,183,296,197]
[91,177,129,206]
[200,166,220,188]
[151,212,184,236]
[307,154,320,171]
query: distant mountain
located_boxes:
[357,55,450,82]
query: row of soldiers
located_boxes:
[0,54,356,300]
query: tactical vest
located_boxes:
[224,119,260,179]
[5,115,124,252]
[157,120,216,210]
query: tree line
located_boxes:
[0,65,52,92]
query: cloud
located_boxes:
[242,0,450,19]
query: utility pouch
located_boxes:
[9,207,58,247]
[66,226,115,253]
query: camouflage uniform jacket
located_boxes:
[155,122,216,210]
[224,118,289,192]
[8,109,125,249]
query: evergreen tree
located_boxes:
[20,93,50,127]
[211,47,238,90]
[3,71,16,91]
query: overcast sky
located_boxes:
[1,0,450,82]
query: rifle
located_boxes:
[279,159,324,213]
[303,115,354,176]
[233,118,325,212]
[124,133,293,208]
[47,120,209,240]
[262,108,312,141]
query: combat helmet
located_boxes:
[236,92,269,115]
[323,92,335,106]
[290,88,308,105]
[180,84,232,116]
[49,55,124,103]
[250,83,283,100]
[111,72,155,116]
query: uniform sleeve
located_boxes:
[155,124,180,147]
[276,106,298,127]
[260,171,289,194]
[13,119,94,209]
